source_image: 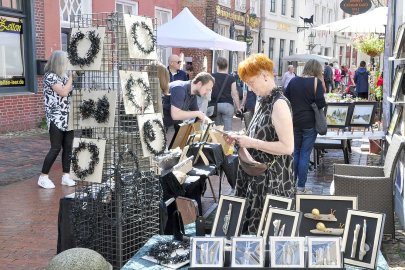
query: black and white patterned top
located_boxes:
[43,72,71,131]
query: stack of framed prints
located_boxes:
[392,23,405,59]
[390,65,405,102]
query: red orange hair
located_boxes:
[238,53,274,82]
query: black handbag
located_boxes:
[311,78,327,135]
[207,75,230,118]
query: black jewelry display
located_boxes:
[79,99,96,119]
[79,95,110,123]
[142,119,166,155]
[130,21,156,55]
[71,141,100,180]
[148,240,190,265]
[68,30,101,67]
[125,74,152,111]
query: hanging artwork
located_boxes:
[120,70,154,115]
[137,113,166,157]
[123,14,157,60]
[78,90,117,128]
[67,27,105,70]
[70,138,106,183]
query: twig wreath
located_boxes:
[79,95,110,123]
[71,141,100,179]
[68,30,101,67]
[125,74,152,111]
[143,119,166,155]
[148,240,190,264]
[130,21,156,55]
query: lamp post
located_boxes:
[307,31,318,53]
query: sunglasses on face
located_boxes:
[172,61,181,64]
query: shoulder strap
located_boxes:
[314,77,318,97]
[215,75,230,102]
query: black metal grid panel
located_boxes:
[69,12,161,269]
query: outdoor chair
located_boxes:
[331,134,405,238]
[313,138,350,167]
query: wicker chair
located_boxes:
[331,134,405,238]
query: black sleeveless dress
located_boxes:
[235,88,295,234]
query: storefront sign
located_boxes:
[0,17,23,34]
[0,78,25,87]
[340,0,372,15]
[277,23,290,31]
[216,5,260,29]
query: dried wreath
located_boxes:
[68,30,101,67]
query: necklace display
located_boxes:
[148,240,190,265]
[142,119,166,155]
[125,74,152,112]
[68,30,101,67]
[71,141,100,179]
[130,21,156,55]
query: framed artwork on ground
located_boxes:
[341,210,385,269]
[257,194,294,236]
[211,195,247,239]
[270,237,305,268]
[349,102,377,128]
[190,237,224,267]
[387,106,403,137]
[325,103,352,128]
[392,23,405,59]
[231,237,265,267]
[262,208,302,243]
[307,237,342,268]
[295,194,358,237]
[391,65,405,99]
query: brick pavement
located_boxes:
[0,129,404,269]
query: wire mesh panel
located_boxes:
[69,12,161,269]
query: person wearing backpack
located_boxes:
[354,61,370,99]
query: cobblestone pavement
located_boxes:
[0,129,404,269]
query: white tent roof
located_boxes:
[313,7,387,34]
[157,7,247,52]
[283,54,337,63]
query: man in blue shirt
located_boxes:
[354,61,370,99]
[167,54,188,82]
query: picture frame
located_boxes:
[341,210,385,269]
[270,237,305,268]
[295,194,358,237]
[307,237,342,268]
[392,23,405,59]
[190,237,224,267]
[325,103,352,128]
[262,208,302,243]
[231,237,265,267]
[349,102,377,128]
[257,194,294,237]
[387,106,403,137]
[391,65,405,100]
[211,195,247,239]
[137,113,167,157]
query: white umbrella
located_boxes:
[283,53,337,63]
[313,7,387,34]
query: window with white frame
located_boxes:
[250,0,259,15]
[322,7,326,24]
[268,37,275,60]
[155,7,172,66]
[251,32,259,54]
[116,0,138,15]
[218,24,229,38]
[289,40,295,55]
[218,0,231,7]
[235,0,246,11]
[270,0,276,13]
[281,0,286,15]
[291,0,296,18]
[60,0,92,28]
[278,39,285,75]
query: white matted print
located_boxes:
[190,237,224,267]
[123,14,157,60]
[70,138,106,183]
[231,237,264,267]
[307,237,342,268]
[79,90,116,128]
[137,113,166,157]
[270,237,305,268]
[120,70,154,115]
[68,27,105,71]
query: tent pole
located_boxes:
[212,50,215,73]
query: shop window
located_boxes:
[218,0,231,7]
[60,0,91,28]
[278,39,285,76]
[155,7,172,66]
[270,0,276,13]
[116,0,138,15]
[235,0,246,11]
[0,1,35,94]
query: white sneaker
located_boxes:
[38,175,55,189]
[61,175,76,187]
[296,188,313,195]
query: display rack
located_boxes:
[68,12,161,269]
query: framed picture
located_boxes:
[392,23,405,59]
[391,65,405,100]
[341,210,385,269]
[387,106,403,137]
[349,102,377,127]
[325,103,351,128]
[257,194,293,236]
[137,113,167,157]
[211,195,246,239]
[296,194,358,237]
[270,237,305,268]
[190,237,224,267]
[307,237,342,268]
[262,208,302,243]
[231,237,265,267]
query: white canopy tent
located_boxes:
[283,54,337,63]
[157,7,247,52]
[313,7,387,34]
